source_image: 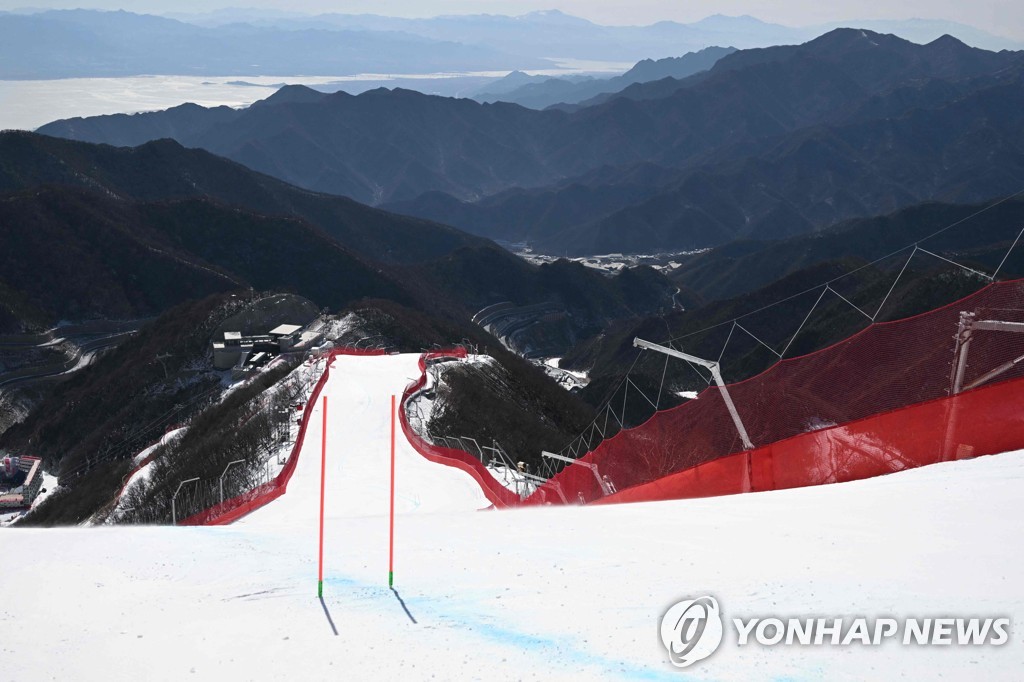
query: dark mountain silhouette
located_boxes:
[538,74,1024,255]
[560,29,1024,115]
[41,30,1020,204]
[44,88,571,204]
[626,48,738,81]
[37,30,1024,253]
[667,198,1024,302]
[383,172,671,246]
[395,37,1024,254]
[0,131,488,265]
[0,186,409,327]
[390,72,1024,255]
[473,47,736,109]
[0,132,676,336]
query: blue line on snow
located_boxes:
[323,571,686,681]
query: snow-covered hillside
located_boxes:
[3,354,1023,680]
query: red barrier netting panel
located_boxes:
[530,279,1024,505]
[596,373,1024,504]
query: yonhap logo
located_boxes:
[658,595,1011,670]
[660,596,724,668]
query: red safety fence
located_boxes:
[595,372,1024,504]
[179,347,388,526]
[113,425,188,513]
[528,279,1024,506]
[400,350,520,509]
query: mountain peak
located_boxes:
[519,9,592,26]
[805,27,912,52]
[926,33,970,49]
[692,14,775,29]
[252,84,326,108]
[522,9,569,18]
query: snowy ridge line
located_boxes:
[399,350,521,509]
[178,348,389,526]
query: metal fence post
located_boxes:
[218,460,246,507]
[171,477,200,525]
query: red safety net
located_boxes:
[528,279,1024,506]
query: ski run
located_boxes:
[4,353,1023,680]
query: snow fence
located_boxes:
[527,279,1024,506]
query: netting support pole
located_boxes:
[218,459,245,508]
[633,338,755,451]
[953,317,1024,395]
[171,476,199,526]
[518,470,565,503]
[542,451,614,497]
[950,312,976,396]
[945,314,1024,460]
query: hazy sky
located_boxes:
[2,1,1021,39]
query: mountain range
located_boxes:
[0,9,548,79]
[394,31,1024,254]
[166,9,1024,56]
[472,47,738,109]
[0,132,675,336]
[3,8,1018,82]
[39,29,1024,256]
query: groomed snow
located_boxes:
[241,353,491,526]
[3,353,1023,680]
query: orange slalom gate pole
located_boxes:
[388,394,396,587]
[318,395,327,598]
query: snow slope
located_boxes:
[3,354,1023,680]
[242,352,491,528]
